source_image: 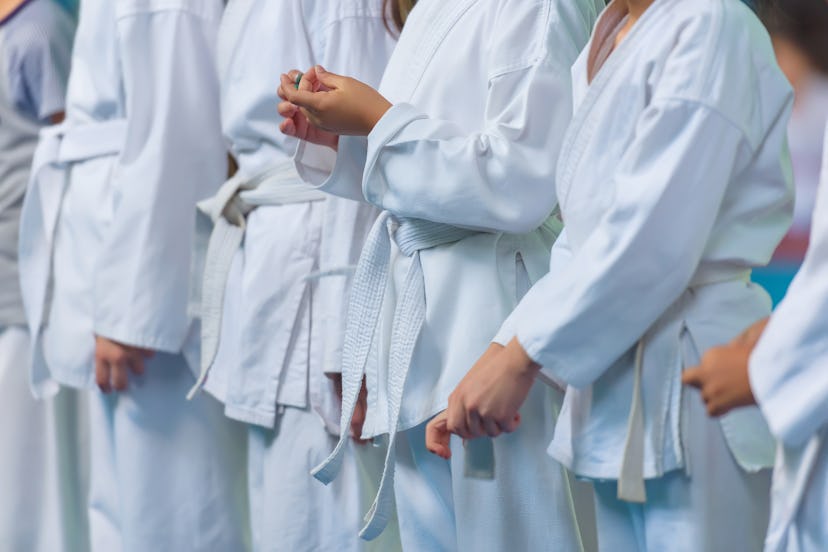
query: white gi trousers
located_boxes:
[0,326,89,552]
[592,386,771,552]
[247,405,401,552]
[393,381,592,552]
[87,352,249,552]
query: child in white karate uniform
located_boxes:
[18,0,250,549]
[0,2,88,550]
[684,119,828,551]
[279,0,603,549]
[435,1,794,550]
[188,1,398,550]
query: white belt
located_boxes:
[312,212,484,540]
[617,267,752,502]
[18,119,127,396]
[187,162,327,399]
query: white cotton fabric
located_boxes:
[591,383,770,552]
[246,406,400,552]
[393,383,597,552]
[495,0,793,483]
[86,353,249,552]
[750,122,828,552]
[0,326,89,552]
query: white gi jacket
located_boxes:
[19,0,225,396]
[751,122,828,552]
[495,0,794,498]
[190,0,395,430]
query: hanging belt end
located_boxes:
[185,374,208,401]
[463,437,496,480]
[617,477,647,504]
[311,450,344,484]
[358,500,390,541]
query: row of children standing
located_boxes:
[2,0,826,551]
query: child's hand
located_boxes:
[94,336,154,393]
[445,340,533,440]
[326,372,370,444]
[425,411,452,459]
[682,321,767,416]
[732,317,769,348]
[278,69,340,150]
[278,65,392,137]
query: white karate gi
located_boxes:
[0,3,88,551]
[296,0,604,548]
[751,122,828,552]
[494,1,793,550]
[190,1,398,550]
[18,0,249,549]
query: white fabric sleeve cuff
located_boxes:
[294,136,368,202]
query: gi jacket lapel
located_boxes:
[385,0,479,100]
[555,0,670,208]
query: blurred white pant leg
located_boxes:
[87,352,249,552]
[0,326,90,552]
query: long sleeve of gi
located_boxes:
[750,126,828,448]
[93,2,224,352]
[501,100,758,388]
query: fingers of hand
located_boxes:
[279,118,297,137]
[127,353,145,376]
[277,100,297,118]
[313,65,339,89]
[278,74,301,102]
[95,358,112,393]
[446,395,472,440]
[111,362,129,391]
[503,413,521,433]
[483,418,502,438]
[425,413,452,459]
[681,366,704,389]
[283,85,324,112]
[465,410,486,439]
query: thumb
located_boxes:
[314,65,346,90]
[682,366,704,389]
[426,411,452,459]
[502,413,522,433]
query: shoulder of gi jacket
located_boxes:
[647,0,792,152]
[114,0,223,22]
[487,0,600,81]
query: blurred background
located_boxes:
[752,0,828,304]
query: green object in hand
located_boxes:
[294,72,303,90]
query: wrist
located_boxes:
[504,337,541,378]
[364,99,392,134]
